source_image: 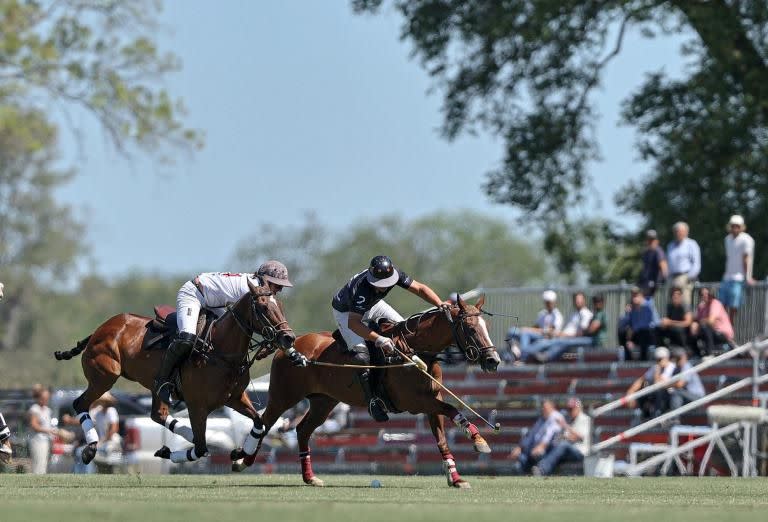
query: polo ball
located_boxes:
[370,479,382,488]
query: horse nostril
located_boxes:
[279,332,295,349]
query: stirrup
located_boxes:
[155,380,174,404]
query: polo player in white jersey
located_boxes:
[153,261,308,411]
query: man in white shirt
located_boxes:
[521,292,593,363]
[721,215,755,323]
[506,290,563,360]
[508,400,564,474]
[625,347,677,419]
[533,397,591,476]
[666,222,701,306]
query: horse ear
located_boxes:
[247,277,259,294]
[456,293,466,311]
[475,294,486,310]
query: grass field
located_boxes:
[1,474,766,522]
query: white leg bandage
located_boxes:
[170,447,206,464]
[76,412,99,445]
[0,413,9,441]
[243,426,265,455]
[165,416,194,443]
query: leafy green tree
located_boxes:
[353,0,768,280]
[233,211,546,333]
[0,0,202,158]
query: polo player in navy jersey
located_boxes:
[331,255,449,421]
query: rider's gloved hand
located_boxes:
[374,335,395,355]
[285,347,308,367]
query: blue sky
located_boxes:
[56,2,688,278]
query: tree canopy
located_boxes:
[353,0,768,281]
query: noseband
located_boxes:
[228,289,292,355]
[442,308,496,363]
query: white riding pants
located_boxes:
[176,281,205,335]
[332,300,404,350]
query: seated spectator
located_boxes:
[669,348,706,410]
[656,287,693,348]
[506,290,563,361]
[638,229,668,298]
[689,287,735,357]
[532,397,590,476]
[625,347,676,419]
[508,399,563,474]
[530,294,607,363]
[618,287,659,361]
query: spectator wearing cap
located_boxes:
[508,399,564,474]
[522,292,593,363]
[532,398,591,476]
[625,347,677,419]
[669,348,706,410]
[506,290,563,361]
[689,287,734,357]
[666,222,701,306]
[656,286,693,348]
[530,294,607,363]
[618,287,660,361]
[638,229,668,299]
[721,214,756,324]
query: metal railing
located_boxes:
[473,280,768,348]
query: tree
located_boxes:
[0,103,84,350]
[353,1,768,280]
[233,210,547,333]
[0,0,202,159]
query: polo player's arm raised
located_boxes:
[406,280,445,308]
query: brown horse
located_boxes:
[53,279,295,466]
[233,295,500,488]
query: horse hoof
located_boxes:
[243,453,256,467]
[81,442,97,465]
[154,446,171,460]
[232,460,246,473]
[452,479,471,489]
[304,476,324,487]
[230,448,246,461]
[473,438,492,454]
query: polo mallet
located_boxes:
[393,347,501,433]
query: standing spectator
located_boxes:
[508,399,564,474]
[625,347,677,419]
[533,398,590,476]
[656,287,693,348]
[669,348,706,410]
[506,290,564,361]
[689,287,734,357]
[0,411,11,465]
[638,230,668,299]
[721,215,756,324]
[618,287,659,361]
[666,222,701,306]
[90,392,121,465]
[27,385,55,474]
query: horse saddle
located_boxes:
[141,305,216,351]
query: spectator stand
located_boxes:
[588,339,768,476]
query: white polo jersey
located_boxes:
[196,272,262,308]
[724,233,755,281]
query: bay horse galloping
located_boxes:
[233,295,501,488]
[53,279,295,466]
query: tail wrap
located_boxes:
[54,336,91,361]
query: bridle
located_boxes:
[441,307,497,363]
[226,288,293,358]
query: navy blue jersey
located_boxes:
[331,268,413,314]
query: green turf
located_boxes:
[1,474,766,522]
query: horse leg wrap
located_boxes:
[165,416,194,443]
[441,452,462,486]
[76,412,99,445]
[170,446,207,464]
[300,451,314,482]
[453,414,479,439]
[243,426,265,455]
[0,413,9,442]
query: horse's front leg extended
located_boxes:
[226,391,266,471]
[427,412,470,489]
[155,405,209,464]
[441,402,491,454]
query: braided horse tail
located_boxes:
[54,336,91,361]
